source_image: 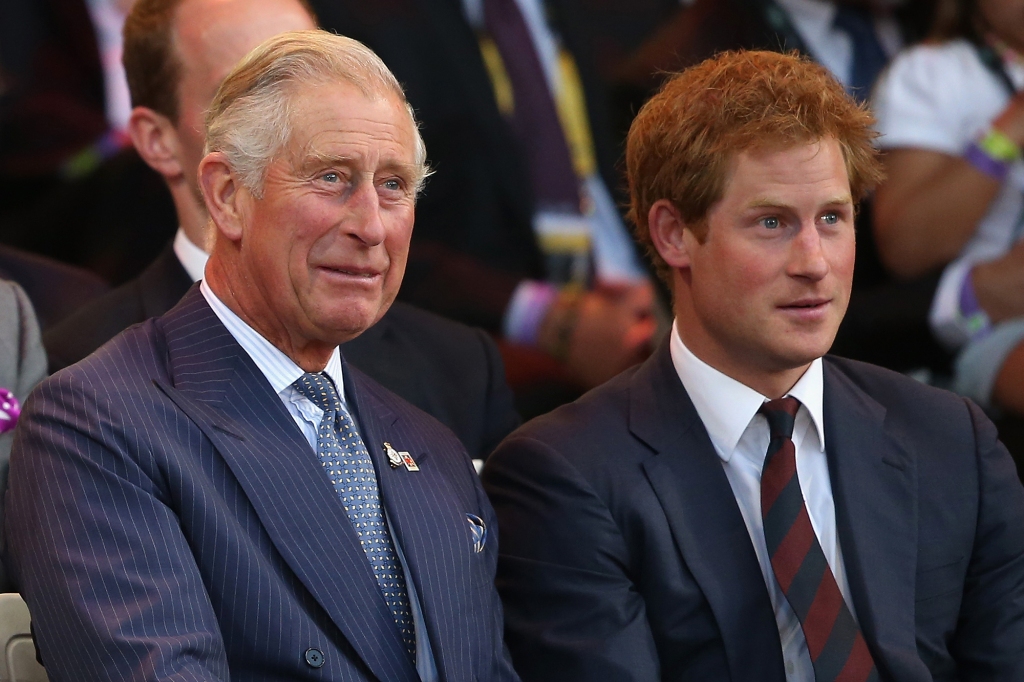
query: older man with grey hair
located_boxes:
[5,30,520,682]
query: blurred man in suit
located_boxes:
[483,51,1024,681]
[43,0,519,459]
[8,30,519,681]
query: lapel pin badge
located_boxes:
[384,442,403,469]
[384,441,420,472]
[400,451,419,472]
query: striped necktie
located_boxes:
[759,397,877,682]
[293,372,416,659]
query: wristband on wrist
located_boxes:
[965,142,1011,181]
[958,270,993,341]
[965,126,1020,181]
[979,127,1020,161]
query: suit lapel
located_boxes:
[345,366,477,679]
[822,361,918,678]
[633,344,786,682]
[153,289,419,682]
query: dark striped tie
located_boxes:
[759,397,878,682]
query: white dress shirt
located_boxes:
[776,0,902,89]
[199,281,438,681]
[669,322,857,681]
[172,228,209,283]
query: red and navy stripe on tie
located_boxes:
[759,397,878,682]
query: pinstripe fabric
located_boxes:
[5,286,519,682]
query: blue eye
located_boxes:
[821,212,839,225]
[382,178,403,191]
[761,216,780,229]
[322,172,340,183]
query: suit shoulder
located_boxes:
[49,318,167,391]
[826,355,966,410]
[385,301,492,349]
[43,277,147,371]
[824,355,980,441]
[501,365,637,455]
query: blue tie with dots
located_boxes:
[293,372,416,659]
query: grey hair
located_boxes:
[204,29,429,198]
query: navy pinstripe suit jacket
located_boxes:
[5,287,519,682]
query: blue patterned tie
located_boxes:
[293,372,415,659]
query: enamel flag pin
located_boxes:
[384,441,420,471]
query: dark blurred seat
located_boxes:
[0,245,108,330]
[0,149,177,287]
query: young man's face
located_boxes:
[674,137,855,394]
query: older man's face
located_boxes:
[236,80,419,348]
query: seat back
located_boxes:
[0,594,46,682]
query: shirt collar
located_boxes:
[199,280,346,403]
[173,228,210,283]
[668,321,825,462]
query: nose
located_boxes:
[344,180,386,247]
[787,222,830,281]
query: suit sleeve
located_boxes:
[482,435,660,682]
[4,372,230,682]
[951,400,1024,680]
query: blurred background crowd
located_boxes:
[3,0,1024,470]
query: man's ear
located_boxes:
[127,106,184,180]
[648,199,694,269]
[198,152,247,242]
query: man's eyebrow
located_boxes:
[298,152,355,173]
[745,195,853,210]
[298,152,419,179]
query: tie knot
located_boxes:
[293,372,342,414]
[759,397,800,441]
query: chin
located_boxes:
[311,312,378,344]
[773,340,833,369]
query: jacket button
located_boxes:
[305,648,325,668]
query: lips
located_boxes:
[316,264,384,279]
[780,298,829,309]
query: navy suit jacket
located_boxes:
[482,342,1024,681]
[6,287,519,682]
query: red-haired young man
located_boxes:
[484,50,1024,682]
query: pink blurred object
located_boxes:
[0,388,20,435]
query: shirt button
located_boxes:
[785,660,794,675]
[305,648,325,668]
